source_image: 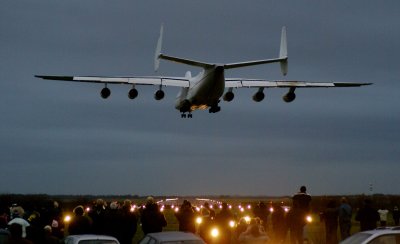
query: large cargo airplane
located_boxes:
[36,25,371,118]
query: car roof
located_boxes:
[65,234,120,241]
[361,227,400,235]
[145,231,204,241]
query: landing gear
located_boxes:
[208,105,221,113]
[181,112,193,118]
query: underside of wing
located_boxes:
[35,75,190,87]
[225,79,372,88]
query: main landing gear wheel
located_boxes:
[181,113,193,118]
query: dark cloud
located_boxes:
[0,0,399,196]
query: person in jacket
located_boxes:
[68,205,92,235]
[140,197,167,235]
[175,200,196,233]
[355,199,380,231]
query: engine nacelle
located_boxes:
[223,91,234,102]
[283,92,296,103]
[154,90,165,100]
[100,87,111,99]
[128,88,138,99]
[179,99,191,113]
[252,91,265,102]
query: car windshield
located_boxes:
[340,232,372,244]
[78,241,118,244]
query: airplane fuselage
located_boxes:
[175,65,225,113]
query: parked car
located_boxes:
[340,227,400,244]
[64,234,120,244]
[139,231,205,244]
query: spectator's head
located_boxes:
[146,196,155,205]
[300,186,307,193]
[110,202,119,210]
[73,205,84,216]
[11,206,24,219]
[123,200,132,208]
[44,225,52,234]
[95,199,104,207]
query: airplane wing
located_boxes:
[35,75,190,87]
[225,79,372,88]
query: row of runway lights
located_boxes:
[63,204,312,240]
[63,203,312,227]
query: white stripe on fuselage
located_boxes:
[175,66,225,111]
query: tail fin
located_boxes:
[154,24,164,72]
[279,26,288,76]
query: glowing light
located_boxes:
[240,208,244,212]
[64,215,71,223]
[284,207,289,213]
[269,207,274,213]
[219,205,222,209]
[244,216,251,223]
[211,228,219,238]
[229,220,236,228]
[196,207,201,212]
[228,205,232,209]
[247,205,251,209]
[174,207,179,212]
[306,215,313,223]
[86,207,90,212]
[196,217,203,224]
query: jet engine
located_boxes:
[283,90,296,103]
[283,92,296,103]
[128,88,138,99]
[100,87,111,99]
[179,99,191,113]
[154,90,165,100]
[223,91,234,102]
[252,91,265,102]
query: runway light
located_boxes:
[64,215,71,223]
[196,217,203,225]
[306,215,313,223]
[211,228,219,238]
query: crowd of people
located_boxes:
[1,187,400,244]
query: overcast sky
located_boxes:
[1,0,399,196]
